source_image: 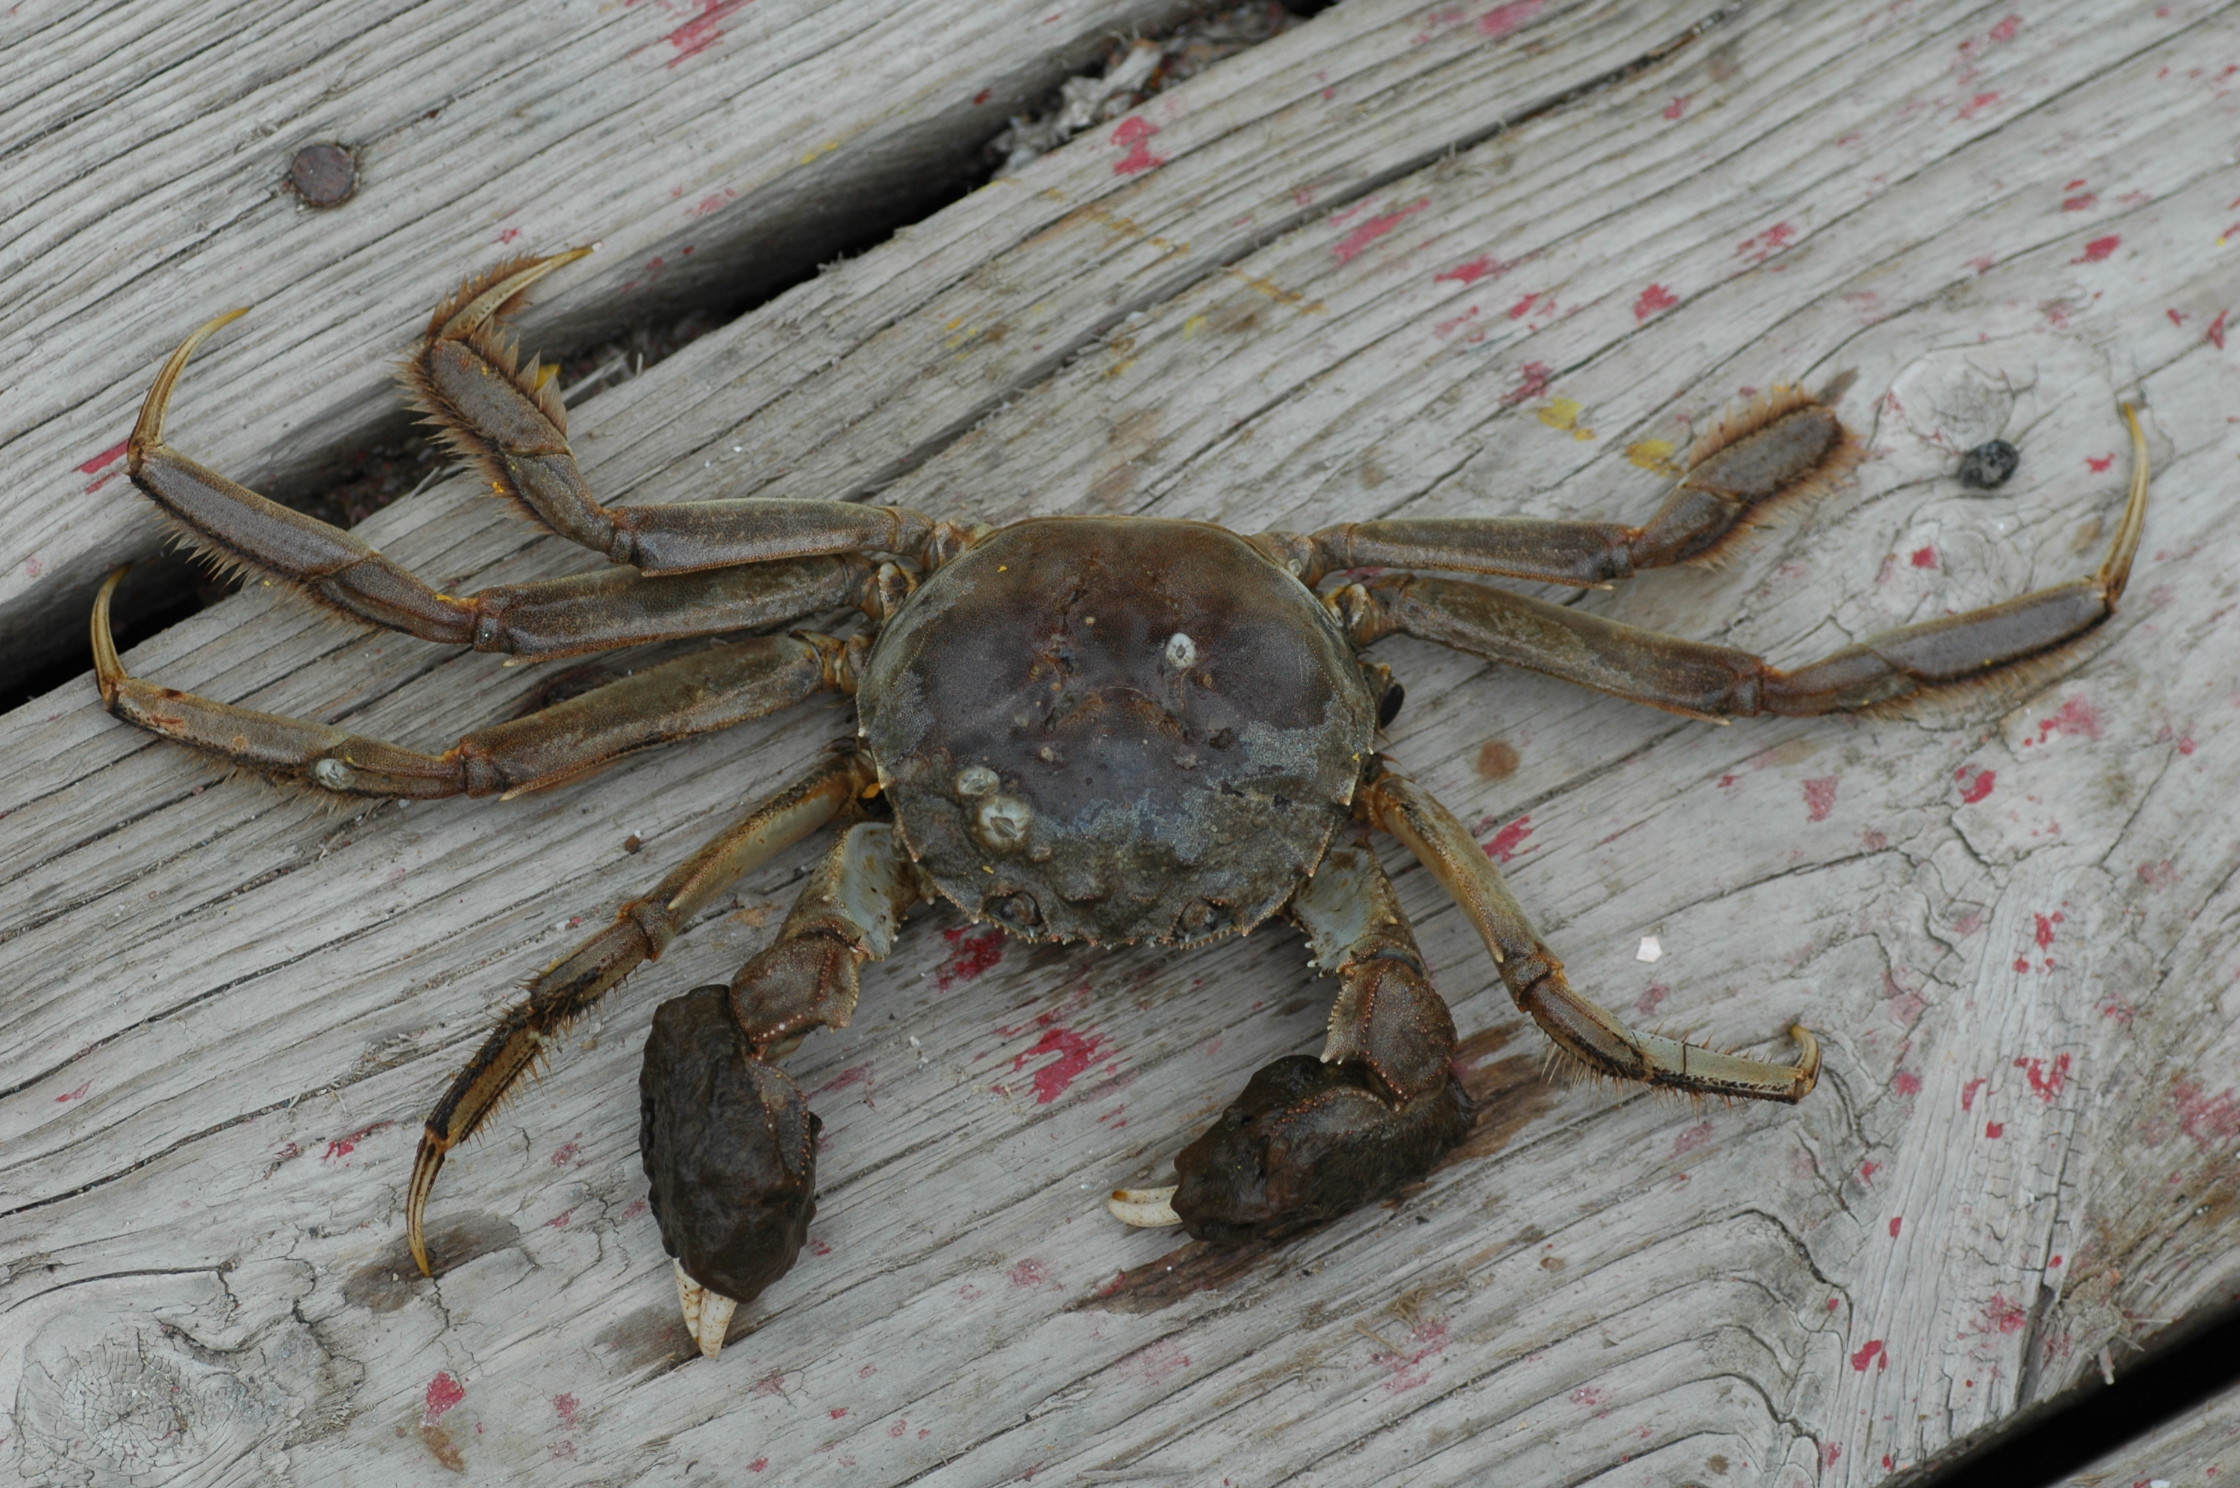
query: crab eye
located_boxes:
[1377,680,1406,728]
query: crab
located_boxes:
[92,250,2152,1360]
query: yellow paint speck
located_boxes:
[1536,398,1596,440]
[1626,439,1682,476]
[1183,314,1207,336]
[796,139,841,166]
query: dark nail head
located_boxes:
[1957,438,2019,490]
[287,143,357,208]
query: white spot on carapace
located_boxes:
[1636,935,1663,963]
[1165,632,1197,669]
[975,794,1033,849]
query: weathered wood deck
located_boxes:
[5,1,2239,1484]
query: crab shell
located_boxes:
[858,518,1381,947]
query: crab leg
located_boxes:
[1363,765,1819,1101]
[639,823,925,1357]
[1123,847,1471,1240]
[408,745,877,1279]
[397,250,972,575]
[94,569,858,797]
[128,305,922,655]
[1271,377,1858,587]
[1334,405,2150,720]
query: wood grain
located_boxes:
[5,1,2239,1484]
[0,0,1215,687]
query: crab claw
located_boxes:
[640,985,820,1360]
[1106,1185,1182,1228]
[674,1259,741,1360]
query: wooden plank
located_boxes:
[4,1,2239,1485]
[2060,1379,2240,1486]
[0,0,1217,689]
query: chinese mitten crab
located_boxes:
[94,251,2151,1358]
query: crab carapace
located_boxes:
[93,251,2151,1357]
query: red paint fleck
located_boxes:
[1007,1258,1051,1289]
[2014,957,2031,974]
[1436,254,1506,285]
[322,1120,392,1162]
[2179,736,2196,755]
[1569,1385,1607,1408]
[551,1138,582,1166]
[1736,222,1796,264]
[937,925,1005,990]
[1671,1121,1713,1157]
[1883,1456,1896,1471]
[2034,913,2058,949]
[1988,14,2020,41]
[545,1209,573,1229]
[650,0,749,66]
[1910,545,1938,569]
[1012,1027,1112,1104]
[2173,1080,2240,1151]
[1823,1442,1842,1468]
[1895,1070,1923,1097]
[2208,309,2230,349]
[1985,1121,2005,1138]
[1802,776,1838,822]
[2085,452,2116,474]
[1961,1076,1988,1111]
[1501,362,1553,406]
[1956,765,1996,804]
[1849,1338,1887,1372]
[1505,291,1543,320]
[1109,116,1166,176]
[498,227,522,244]
[2014,1054,2071,1102]
[1827,1297,1840,1312]
[2072,235,2121,264]
[423,1372,466,1426]
[816,1063,875,1103]
[1718,773,1738,788]
[77,440,129,476]
[2035,697,2103,744]
[1982,1292,2028,1333]
[748,1459,768,1473]
[1633,283,1679,321]
[1476,0,1544,38]
[621,1197,648,1220]
[2169,308,2189,326]
[1482,815,1533,862]
[889,1419,908,1437]
[553,1393,580,1426]
[1958,91,2002,120]
[1333,198,1430,262]
[2063,192,2098,212]
[54,1080,91,1103]
[1635,981,1669,1017]
[809,1238,832,1256]
[1889,1216,1903,1238]
[2048,1255,2063,1268]
[2139,858,2178,888]
[1861,1161,1880,1183]
[1375,1316,1452,1393]
[1662,94,1691,120]
[689,187,739,219]
[829,1407,848,1420]
[972,87,993,105]
[1434,306,1481,338]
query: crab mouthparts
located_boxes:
[1106,1184,1182,1228]
[674,1259,740,1359]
